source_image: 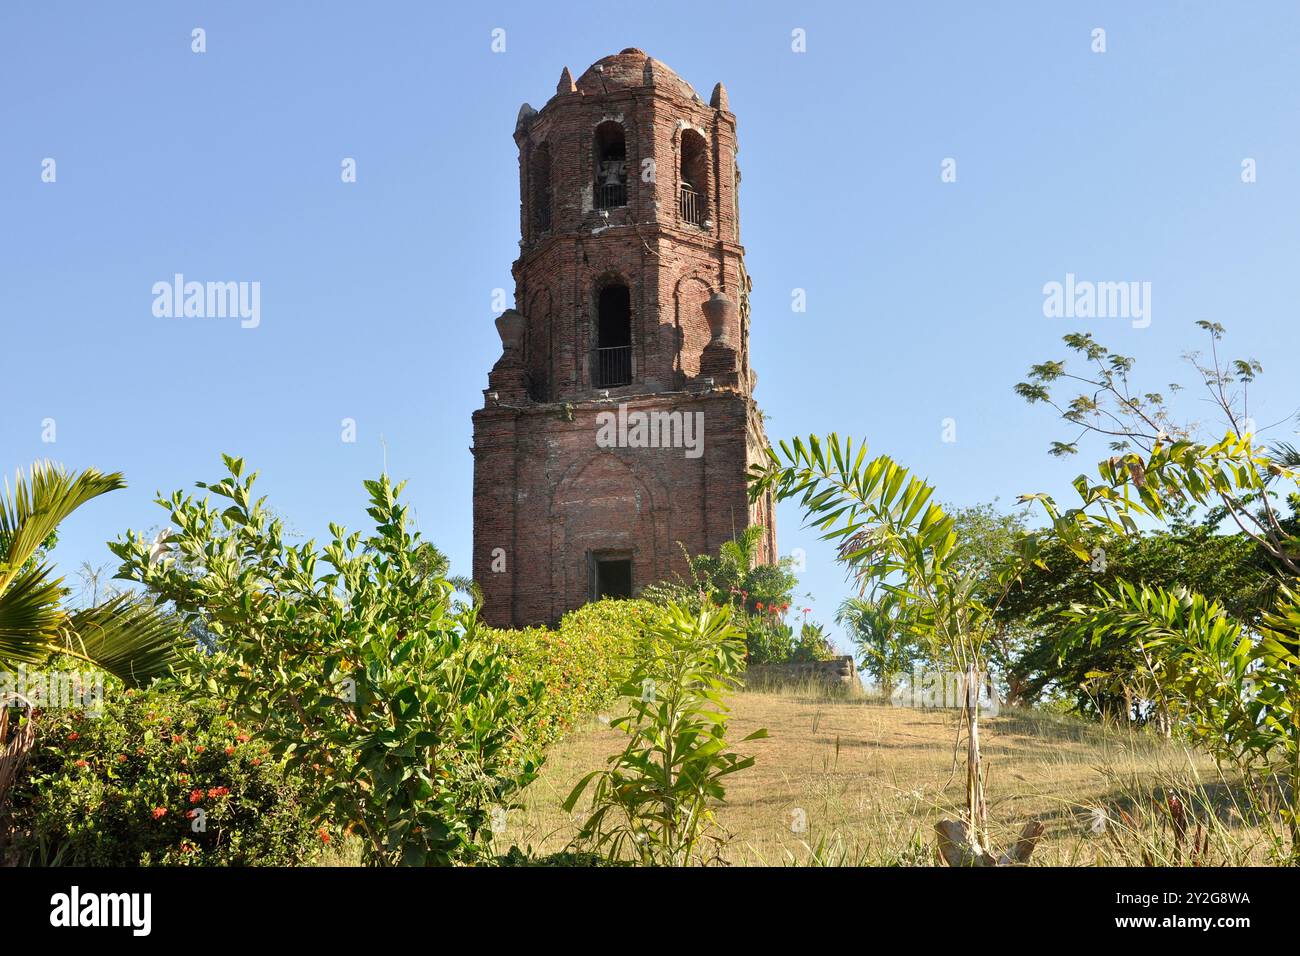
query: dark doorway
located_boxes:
[592,556,632,600]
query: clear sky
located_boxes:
[4,2,1299,652]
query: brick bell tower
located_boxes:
[471,48,776,627]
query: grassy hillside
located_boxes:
[506,687,1269,866]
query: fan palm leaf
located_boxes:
[0,461,184,686]
[0,462,124,594]
[0,563,66,661]
[57,595,186,685]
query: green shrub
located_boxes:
[733,608,834,665]
[9,680,317,866]
[112,458,543,866]
[104,457,671,867]
[641,529,828,665]
[564,603,767,866]
[489,598,666,753]
[793,620,836,662]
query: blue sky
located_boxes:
[4,2,1299,652]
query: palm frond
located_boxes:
[0,562,66,662]
[1268,441,1300,470]
[719,525,765,572]
[58,595,188,686]
[0,462,125,592]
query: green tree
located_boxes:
[1060,581,1300,858]
[749,435,1038,862]
[110,456,543,866]
[945,502,1040,703]
[996,521,1280,715]
[1015,322,1300,573]
[835,594,918,699]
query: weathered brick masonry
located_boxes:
[472,49,776,627]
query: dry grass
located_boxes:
[504,686,1275,866]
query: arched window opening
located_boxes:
[525,303,549,402]
[530,142,552,234]
[593,122,628,210]
[679,129,708,226]
[595,282,631,387]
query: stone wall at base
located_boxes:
[743,656,862,692]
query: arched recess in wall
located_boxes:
[528,141,553,235]
[548,451,668,613]
[525,287,553,401]
[673,273,714,381]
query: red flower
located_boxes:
[224,746,235,756]
[172,734,183,744]
[151,807,167,820]
[186,809,199,819]
[74,759,88,769]
[66,732,80,742]
[251,758,261,766]
[236,734,250,743]
[189,789,204,804]
[318,828,331,844]
[117,754,127,763]
[755,602,765,611]
[195,745,205,754]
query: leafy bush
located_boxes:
[489,599,666,753]
[993,520,1283,713]
[564,604,767,866]
[793,619,836,662]
[9,679,317,865]
[1062,580,1300,859]
[641,528,825,664]
[111,457,543,866]
[742,612,835,665]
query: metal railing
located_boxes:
[595,181,627,210]
[595,346,632,387]
[679,182,703,226]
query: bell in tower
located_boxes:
[471,48,776,627]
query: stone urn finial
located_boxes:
[701,292,737,345]
[495,309,524,355]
